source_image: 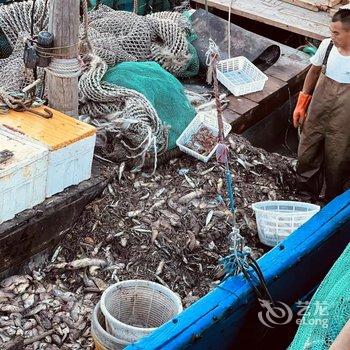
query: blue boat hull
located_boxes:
[127,189,350,350]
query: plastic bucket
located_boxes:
[252,200,320,247]
[91,302,129,350]
[100,280,183,343]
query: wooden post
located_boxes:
[46,0,80,117]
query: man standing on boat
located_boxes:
[293,8,350,202]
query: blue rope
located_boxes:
[220,247,251,278]
[225,168,235,213]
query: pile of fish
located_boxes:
[0,133,303,349]
[186,126,217,155]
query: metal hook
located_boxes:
[15,100,53,119]
[26,107,53,119]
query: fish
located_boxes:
[22,293,35,309]
[0,305,23,313]
[152,188,166,199]
[120,237,128,247]
[0,291,15,299]
[127,209,143,218]
[118,162,125,182]
[200,166,215,176]
[53,288,77,303]
[184,174,196,188]
[205,210,214,226]
[159,209,180,227]
[155,260,165,276]
[51,246,62,263]
[69,258,106,270]
[1,275,30,289]
[178,190,205,204]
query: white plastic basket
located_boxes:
[216,57,268,96]
[176,111,232,163]
[100,280,183,343]
[92,302,129,350]
[252,201,320,247]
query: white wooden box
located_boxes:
[0,128,48,223]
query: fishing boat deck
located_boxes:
[222,46,309,133]
[188,9,311,133]
[0,13,311,277]
[190,0,332,40]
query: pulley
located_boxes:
[23,31,54,70]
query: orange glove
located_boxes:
[293,92,312,128]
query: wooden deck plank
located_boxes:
[266,50,310,84]
[226,95,259,115]
[225,51,308,132]
[228,78,289,133]
[245,75,287,103]
[191,0,331,40]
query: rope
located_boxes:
[79,54,168,174]
[133,0,138,13]
[0,87,46,114]
[205,35,252,280]
[46,58,82,78]
[205,38,220,85]
[80,0,93,56]
[38,0,48,32]
[202,1,274,309]
[0,88,19,110]
[228,0,233,59]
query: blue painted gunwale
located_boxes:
[127,190,350,350]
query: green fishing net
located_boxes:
[103,61,196,149]
[289,244,350,349]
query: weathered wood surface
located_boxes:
[191,0,331,40]
[0,162,109,276]
[46,0,80,116]
[282,0,342,12]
